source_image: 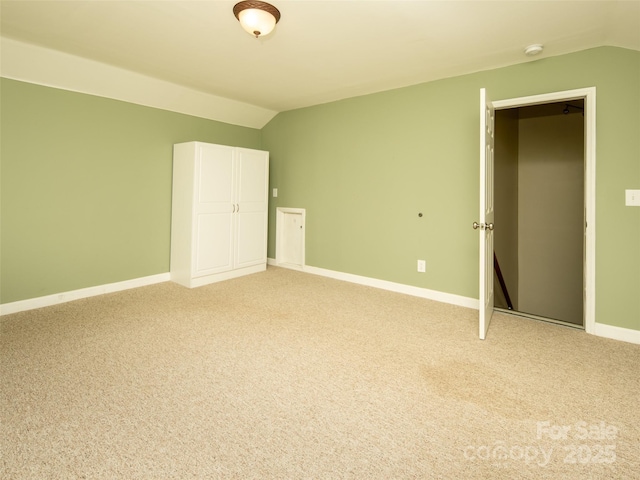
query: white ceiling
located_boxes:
[1,0,639,113]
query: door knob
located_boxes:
[473,222,494,230]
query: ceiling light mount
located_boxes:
[233,1,281,38]
[524,44,544,57]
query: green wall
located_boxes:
[2,47,638,332]
[0,78,261,303]
[262,46,640,331]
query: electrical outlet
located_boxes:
[273,188,278,198]
[417,260,426,273]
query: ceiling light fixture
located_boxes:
[233,1,281,38]
[524,44,544,56]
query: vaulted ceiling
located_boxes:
[1,0,639,112]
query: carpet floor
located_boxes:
[1,266,638,479]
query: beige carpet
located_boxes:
[1,266,638,479]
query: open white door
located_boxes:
[477,88,495,339]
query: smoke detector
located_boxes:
[524,44,544,56]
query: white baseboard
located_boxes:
[0,273,171,315]
[6,263,639,345]
[594,322,640,345]
[177,264,266,288]
[267,258,304,271]
[268,259,640,345]
[267,258,478,309]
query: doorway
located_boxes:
[494,100,585,327]
[478,87,596,339]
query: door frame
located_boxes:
[492,87,596,334]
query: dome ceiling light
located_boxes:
[233,1,281,38]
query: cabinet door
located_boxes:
[235,148,269,268]
[193,143,235,277]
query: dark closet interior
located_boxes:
[493,100,585,326]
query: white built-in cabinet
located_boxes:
[170,141,269,288]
